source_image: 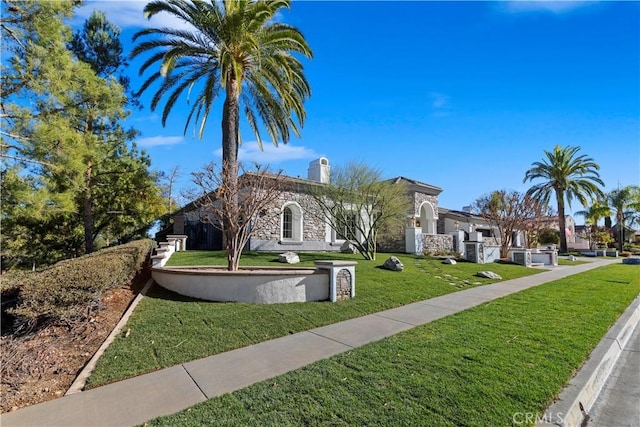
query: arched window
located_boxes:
[281,202,303,241]
[282,207,294,239]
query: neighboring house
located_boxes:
[611,223,636,244]
[571,224,591,250]
[437,206,501,245]
[538,215,576,243]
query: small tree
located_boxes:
[575,200,610,250]
[474,190,539,258]
[538,228,560,245]
[189,162,285,271]
[593,230,615,249]
[307,162,411,261]
[521,198,556,248]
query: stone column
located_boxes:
[315,261,358,302]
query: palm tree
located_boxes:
[523,145,604,253]
[575,200,610,249]
[606,185,640,250]
[131,0,312,269]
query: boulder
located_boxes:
[383,256,404,272]
[567,255,578,261]
[442,258,457,265]
[475,271,502,280]
[278,252,300,264]
[340,241,359,254]
[622,257,640,265]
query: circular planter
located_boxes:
[151,266,330,303]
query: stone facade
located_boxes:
[412,192,438,217]
[248,189,340,252]
[250,190,326,243]
[336,268,353,301]
[422,234,453,254]
[377,223,406,253]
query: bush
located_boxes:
[538,228,560,245]
[6,239,155,326]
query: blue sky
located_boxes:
[74,1,640,219]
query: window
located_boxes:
[282,207,293,239]
[281,202,303,241]
[337,211,358,241]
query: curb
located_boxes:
[536,295,640,427]
[65,278,155,395]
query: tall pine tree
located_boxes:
[1,2,164,266]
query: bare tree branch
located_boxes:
[190,161,285,271]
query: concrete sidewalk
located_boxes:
[0,258,623,427]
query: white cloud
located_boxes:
[500,1,596,14]
[430,92,450,109]
[429,92,452,117]
[133,113,160,123]
[74,1,194,29]
[214,141,319,164]
[137,135,184,147]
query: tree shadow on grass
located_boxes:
[144,282,213,303]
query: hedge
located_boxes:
[6,239,155,324]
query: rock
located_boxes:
[442,258,457,265]
[475,271,502,280]
[340,241,359,254]
[383,256,404,272]
[278,251,300,264]
[622,257,640,265]
[567,255,578,261]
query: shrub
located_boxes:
[7,239,155,326]
[538,228,560,245]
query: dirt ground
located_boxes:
[1,275,146,414]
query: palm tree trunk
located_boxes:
[617,212,624,251]
[556,191,568,253]
[222,75,240,270]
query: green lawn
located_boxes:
[87,251,542,388]
[145,264,639,427]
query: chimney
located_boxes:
[462,205,474,214]
[307,157,330,184]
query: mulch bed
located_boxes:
[1,272,147,413]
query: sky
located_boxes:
[73,1,640,220]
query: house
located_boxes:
[611,223,636,244]
[437,206,500,245]
[159,158,455,254]
[157,157,558,258]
